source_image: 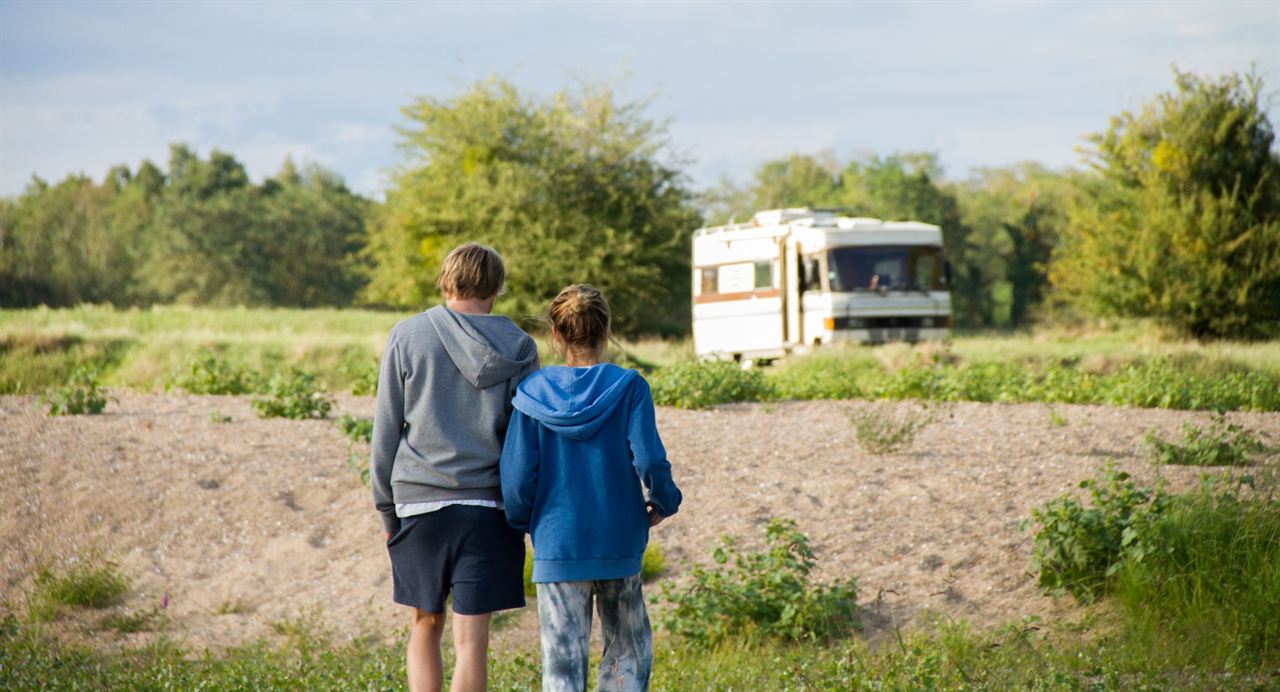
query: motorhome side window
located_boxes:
[753,260,772,289]
[700,267,718,294]
[802,257,821,292]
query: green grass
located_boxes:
[1112,477,1280,670]
[4,306,1279,411]
[7,609,1275,690]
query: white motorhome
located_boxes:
[692,208,952,362]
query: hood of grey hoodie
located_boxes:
[425,306,537,389]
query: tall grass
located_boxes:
[1112,479,1280,669]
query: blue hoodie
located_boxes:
[500,363,682,583]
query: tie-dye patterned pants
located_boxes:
[536,574,653,692]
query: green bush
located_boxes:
[251,369,333,419]
[847,404,934,455]
[660,518,859,645]
[1144,415,1265,466]
[641,543,666,580]
[770,350,877,400]
[1023,465,1169,602]
[337,414,373,444]
[649,360,774,409]
[29,556,130,621]
[166,353,258,395]
[43,366,108,416]
[523,544,665,597]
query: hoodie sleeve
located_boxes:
[500,409,540,533]
[628,376,682,518]
[370,330,405,534]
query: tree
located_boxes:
[363,77,701,336]
[957,163,1077,326]
[1,145,370,309]
[1051,68,1280,337]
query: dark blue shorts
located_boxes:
[386,504,526,615]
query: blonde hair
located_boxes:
[437,242,505,300]
[547,284,611,363]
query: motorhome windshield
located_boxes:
[827,245,944,292]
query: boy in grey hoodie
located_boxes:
[372,243,538,692]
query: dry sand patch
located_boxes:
[1,392,1274,652]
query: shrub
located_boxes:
[1144,415,1265,466]
[847,404,934,455]
[1023,465,1169,602]
[641,543,666,580]
[770,350,877,401]
[660,518,859,645]
[43,366,108,416]
[649,360,774,409]
[338,414,373,444]
[29,556,130,621]
[251,369,332,419]
[166,353,257,395]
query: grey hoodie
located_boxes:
[371,306,539,533]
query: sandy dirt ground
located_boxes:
[1,391,1276,654]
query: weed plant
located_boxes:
[346,453,371,487]
[1023,465,1169,602]
[42,365,109,416]
[1143,415,1265,466]
[166,353,258,395]
[28,556,130,621]
[648,360,774,409]
[660,518,859,644]
[251,369,333,419]
[847,404,934,454]
[338,414,373,444]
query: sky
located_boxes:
[1,1,1277,199]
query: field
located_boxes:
[2,306,1279,688]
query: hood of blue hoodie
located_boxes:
[513,363,638,440]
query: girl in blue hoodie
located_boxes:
[500,284,682,692]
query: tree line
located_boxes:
[1,69,1275,337]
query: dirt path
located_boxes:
[1,392,1275,653]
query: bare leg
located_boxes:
[408,608,447,692]
[449,612,492,692]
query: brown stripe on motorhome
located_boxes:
[694,288,781,304]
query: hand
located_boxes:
[385,530,393,543]
[646,502,666,528]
